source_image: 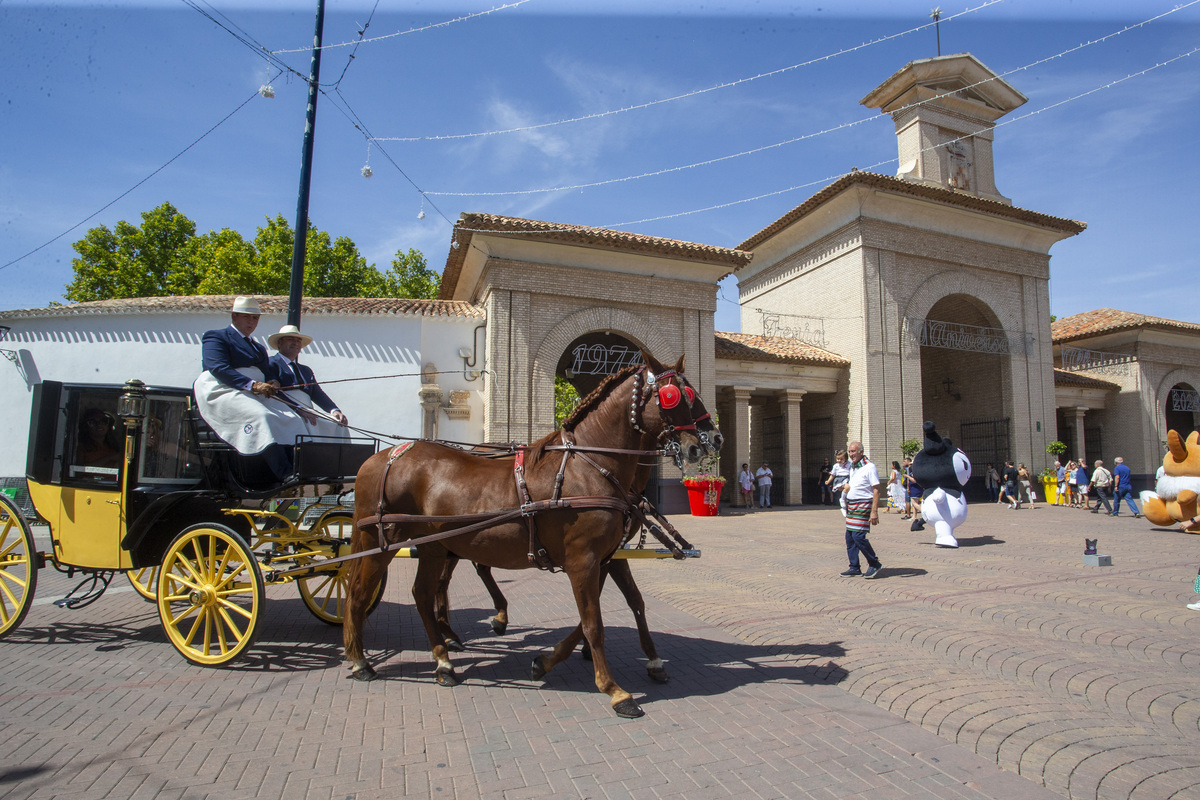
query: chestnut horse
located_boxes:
[343,353,700,718]
[431,377,722,684]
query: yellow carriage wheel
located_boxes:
[296,513,386,625]
[157,524,264,666]
[127,565,158,601]
[0,494,38,638]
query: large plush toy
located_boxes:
[910,420,972,547]
[1143,429,1200,533]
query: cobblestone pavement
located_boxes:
[2,502,1198,799]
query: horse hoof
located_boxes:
[580,645,593,662]
[647,668,670,684]
[613,698,644,719]
[349,663,377,682]
[435,667,459,687]
[445,638,465,653]
[490,617,507,636]
[530,655,548,681]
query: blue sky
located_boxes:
[2,0,1197,334]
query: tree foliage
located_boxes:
[65,202,438,302]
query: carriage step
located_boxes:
[52,571,114,609]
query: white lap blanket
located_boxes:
[195,368,344,455]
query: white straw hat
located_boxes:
[231,296,263,315]
[268,324,314,350]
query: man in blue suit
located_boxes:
[200,296,283,396]
[267,324,349,428]
[194,296,300,482]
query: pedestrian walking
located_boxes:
[1110,456,1140,516]
[1089,460,1114,514]
[839,441,883,579]
[1002,460,1020,509]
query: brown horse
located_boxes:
[343,353,700,718]
[430,378,722,684]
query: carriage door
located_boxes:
[25,385,129,571]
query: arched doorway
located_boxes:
[918,294,1013,495]
[1165,382,1199,439]
[555,331,644,397]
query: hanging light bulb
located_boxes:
[258,84,275,99]
[417,197,426,220]
[361,165,373,178]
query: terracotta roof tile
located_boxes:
[1053,368,1120,390]
[440,212,752,299]
[715,331,848,366]
[0,295,485,320]
[738,171,1086,251]
[1051,308,1200,344]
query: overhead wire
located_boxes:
[0,77,280,273]
[369,0,1003,144]
[270,0,535,55]
[607,45,1200,230]
[424,0,1200,198]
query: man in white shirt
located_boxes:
[755,462,774,508]
[840,441,884,579]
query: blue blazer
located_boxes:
[270,353,339,413]
[201,326,279,391]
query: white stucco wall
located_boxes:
[0,308,486,478]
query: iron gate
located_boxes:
[958,417,1010,501]
[761,415,786,505]
[804,416,833,504]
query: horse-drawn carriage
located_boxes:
[0,376,381,664]
[0,354,716,717]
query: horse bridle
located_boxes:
[678,375,722,455]
[629,366,697,469]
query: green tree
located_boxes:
[374,248,441,299]
[66,202,197,301]
[65,205,439,301]
[555,376,581,428]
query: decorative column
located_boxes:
[781,389,806,505]
[419,362,443,440]
[1069,406,1089,464]
[727,386,754,508]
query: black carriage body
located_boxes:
[24,379,375,571]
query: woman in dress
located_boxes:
[738,462,756,509]
[886,460,906,513]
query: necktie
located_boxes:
[291,362,303,386]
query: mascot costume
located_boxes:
[1142,429,1200,533]
[910,420,972,548]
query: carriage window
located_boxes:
[139,397,201,485]
[67,396,123,485]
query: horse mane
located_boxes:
[526,364,642,468]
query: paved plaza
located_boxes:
[2,501,1199,799]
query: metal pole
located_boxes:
[287,0,325,328]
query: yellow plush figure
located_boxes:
[1143,430,1200,533]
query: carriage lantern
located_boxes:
[117,378,148,431]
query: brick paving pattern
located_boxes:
[2,503,1198,798]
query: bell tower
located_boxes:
[860,53,1026,205]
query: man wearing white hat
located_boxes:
[194,296,305,481]
[268,324,349,429]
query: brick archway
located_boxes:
[530,307,672,437]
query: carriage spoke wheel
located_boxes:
[296,513,385,625]
[157,524,264,666]
[127,566,158,601]
[0,494,37,638]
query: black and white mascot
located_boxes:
[910,420,971,548]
